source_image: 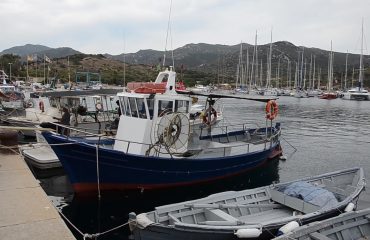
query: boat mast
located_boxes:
[313,55,316,90]
[358,18,364,91]
[299,47,304,90]
[250,30,257,90]
[246,45,249,88]
[267,29,273,89]
[344,51,348,90]
[236,41,243,88]
[287,59,291,89]
[309,54,312,90]
[328,41,333,92]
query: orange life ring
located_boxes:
[39,100,45,112]
[202,107,217,125]
[265,100,278,120]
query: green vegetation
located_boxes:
[1,52,368,89]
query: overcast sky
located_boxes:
[1,0,369,55]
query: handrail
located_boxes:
[46,122,281,157]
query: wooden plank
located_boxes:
[309,232,333,240]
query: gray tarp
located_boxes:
[280,181,339,209]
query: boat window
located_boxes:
[158,100,173,117]
[146,98,155,119]
[120,97,130,116]
[128,97,139,117]
[136,98,147,119]
[175,100,189,113]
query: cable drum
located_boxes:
[150,113,190,156]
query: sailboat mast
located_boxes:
[250,30,257,90]
[236,42,243,88]
[313,55,316,89]
[268,29,272,88]
[287,59,291,89]
[344,51,348,90]
[327,41,333,92]
[358,19,364,90]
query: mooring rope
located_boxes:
[58,208,132,239]
[280,135,297,160]
[96,136,101,199]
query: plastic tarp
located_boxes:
[280,181,339,209]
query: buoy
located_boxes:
[234,228,262,238]
[276,221,299,236]
[279,155,287,161]
[344,202,355,212]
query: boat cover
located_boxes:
[280,181,339,209]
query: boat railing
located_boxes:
[200,122,275,140]
[48,122,281,157]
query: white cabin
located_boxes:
[114,68,192,156]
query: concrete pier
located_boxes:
[0,153,75,240]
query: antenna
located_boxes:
[163,0,173,68]
[123,31,126,87]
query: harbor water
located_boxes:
[35,96,370,240]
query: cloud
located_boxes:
[0,0,369,55]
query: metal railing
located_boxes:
[48,122,281,158]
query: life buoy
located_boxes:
[202,107,217,125]
[39,100,45,112]
[96,102,103,111]
[23,100,34,108]
[265,100,278,120]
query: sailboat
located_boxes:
[342,19,370,101]
[320,41,337,100]
[294,48,308,98]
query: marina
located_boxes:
[2,95,370,240]
[1,1,370,240]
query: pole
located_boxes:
[8,63,12,83]
[43,55,46,85]
[26,58,29,81]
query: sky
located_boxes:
[1,0,370,55]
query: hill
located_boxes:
[0,44,81,59]
[2,41,370,87]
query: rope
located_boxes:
[96,136,101,199]
[58,208,132,239]
[280,135,297,160]
[0,144,20,154]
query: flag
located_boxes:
[44,55,52,63]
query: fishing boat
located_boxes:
[42,67,283,194]
[273,207,370,240]
[128,167,365,240]
[0,70,25,110]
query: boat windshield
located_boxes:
[120,96,148,119]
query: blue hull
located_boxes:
[42,132,282,194]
